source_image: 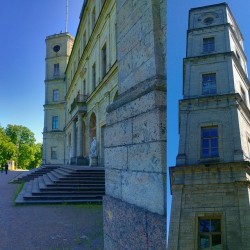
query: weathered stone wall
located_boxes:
[168,163,250,250]
[103,0,166,248]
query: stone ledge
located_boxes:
[106,75,166,114]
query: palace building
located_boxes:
[169,3,250,249]
[42,0,117,166]
[42,0,166,248]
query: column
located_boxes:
[71,120,76,159]
[77,114,83,157]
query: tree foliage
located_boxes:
[0,124,42,169]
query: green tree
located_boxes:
[0,126,16,165]
[4,124,42,169]
[29,143,42,169]
[5,124,35,146]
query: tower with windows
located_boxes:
[169,3,250,249]
[43,33,74,164]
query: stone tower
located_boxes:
[169,3,250,250]
[43,33,74,164]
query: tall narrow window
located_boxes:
[199,218,222,250]
[201,126,219,158]
[92,7,96,30]
[83,79,86,95]
[53,89,59,102]
[101,43,107,78]
[92,63,96,90]
[78,49,80,62]
[54,63,59,76]
[51,147,58,159]
[240,86,246,102]
[82,31,86,52]
[202,73,216,95]
[203,37,215,53]
[52,116,59,130]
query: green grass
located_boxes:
[13,181,25,202]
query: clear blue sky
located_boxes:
[0,0,83,143]
[167,0,250,235]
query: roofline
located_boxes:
[188,2,244,41]
[189,2,227,12]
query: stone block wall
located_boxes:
[168,162,250,250]
[103,0,166,248]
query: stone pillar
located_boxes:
[103,0,166,249]
[77,114,83,157]
[71,120,76,163]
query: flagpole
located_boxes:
[65,0,68,32]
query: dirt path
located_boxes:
[0,171,104,250]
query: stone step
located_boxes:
[23,194,103,200]
[15,199,102,205]
[15,165,105,205]
[9,166,59,183]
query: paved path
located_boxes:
[0,171,104,250]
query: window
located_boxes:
[78,49,80,62]
[51,147,57,160]
[92,7,96,30]
[101,43,107,78]
[203,17,214,25]
[74,60,76,73]
[199,218,222,250]
[92,63,96,90]
[52,116,59,130]
[201,127,219,158]
[82,31,86,52]
[202,73,216,95]
[248,138,250,158]
[240,86,246,102]
[53,89,59,102]
[203,37,215,53]
[54,63,59,76]
[83,79,86,95]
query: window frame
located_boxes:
[101,43,107,78]
[198,217,222,250]
[92,63,96,90]
[203,37,215,53]
[53,89,59,102]
[202,73,217,95]
[53,63,59,76]
[52,116,59,130]
[201,126,219,159]
[51,146,58,160]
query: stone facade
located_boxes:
[43,0,117,165]
[169,3,250,250]
[43,1,167,248]
[103,0,166,249]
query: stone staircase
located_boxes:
[12,165,105,205]
[9,165,59,183]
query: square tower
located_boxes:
[169,3,250,249]
[43,33,74,164]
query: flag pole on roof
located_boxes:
[65,0,68,32]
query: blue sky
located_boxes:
[167,0,250,234]
[0,0,83,143]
